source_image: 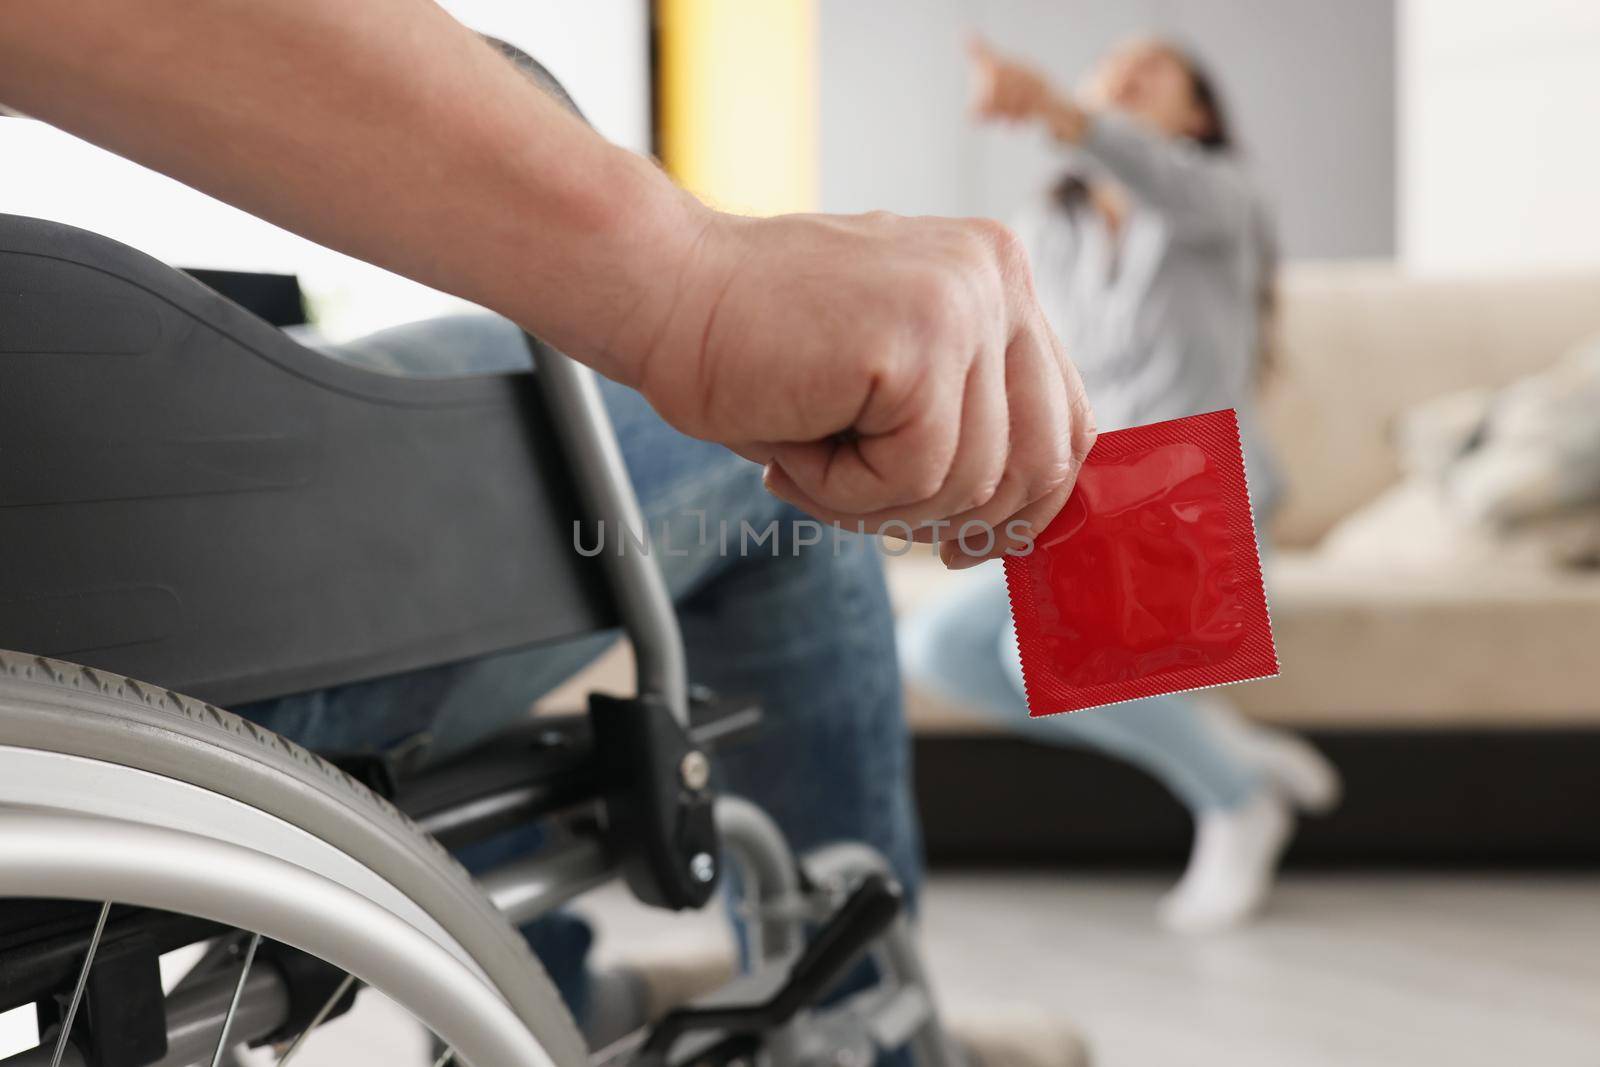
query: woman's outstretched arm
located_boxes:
[969,36,1253,244]
[1057,112,1254,245]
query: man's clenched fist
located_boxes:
[634,210,1096,566]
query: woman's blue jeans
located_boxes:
[238,315,922,1027]
[898,563,1265,813]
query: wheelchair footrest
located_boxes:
[636,873,904,1066]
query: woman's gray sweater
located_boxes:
[1015,111,1282,510]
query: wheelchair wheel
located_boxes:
[0,651,587,1067]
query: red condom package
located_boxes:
[1004,408,1277,716]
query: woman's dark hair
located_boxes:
[1183,49,1232,151]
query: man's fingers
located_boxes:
[979,359,1096,566]
[728,441,776,466]
[767,344,1009,530]
[933,325,1078,564]
[765,420,946,518]
[1061,344,1098,464]
[949,475,1074,567]
[938,422,1086,567]
[763,317,1087,571]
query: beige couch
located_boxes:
[901,262,1600,734]
[1231,262,1600,728]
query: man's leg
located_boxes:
[679,518,920,904]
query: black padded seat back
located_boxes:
[0,214,615,706]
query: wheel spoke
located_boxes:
[274,971,358,1067]
[49,901,111,1067]
[430,1047,457,1067]
[209,932,262,1067]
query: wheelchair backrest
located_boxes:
[0,213,616,707]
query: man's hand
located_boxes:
[634,210,1096,566]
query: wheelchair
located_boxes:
[0,56,960,1067]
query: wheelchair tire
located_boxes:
[0,650,588,1067]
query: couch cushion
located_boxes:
[1225,552,1600,727]
[1266,263,1600,547]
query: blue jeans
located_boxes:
[240,315,922,1025]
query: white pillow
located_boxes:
[1446,336,1600,526]
[1328,333,1600,571]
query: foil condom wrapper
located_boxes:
[1004,408,1278,716]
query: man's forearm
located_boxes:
[0,0,702,384]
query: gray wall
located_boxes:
[818,0,1396,260]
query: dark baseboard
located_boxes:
[913,728,1600,869]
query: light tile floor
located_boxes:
[912,872,1600,1067]
[577,870,1600,1067]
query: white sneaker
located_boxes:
[1157,788,1293,934]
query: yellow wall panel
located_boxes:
[657,0,817,216]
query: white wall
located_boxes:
[447,0,650,155]
[0,1,650,338]
[1401,0,1600,272]
[819,0,1397,260]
